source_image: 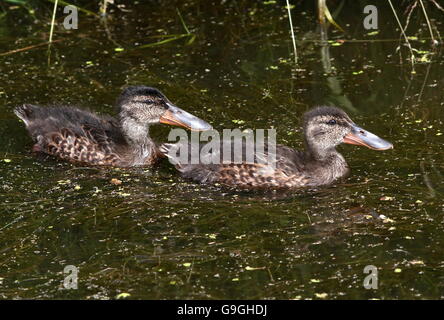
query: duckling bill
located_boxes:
[14,86,212,167]
[162,106,393,189]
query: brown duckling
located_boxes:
[14,86,212,167]
[161,106,393,189]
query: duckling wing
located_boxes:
[15,104,126,165]
[205,145,309,188]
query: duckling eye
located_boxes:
[326,119,337,125]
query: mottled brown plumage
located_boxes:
[161,106,393,189]
[15,86,212,167]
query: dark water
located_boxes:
[0,0,443,299]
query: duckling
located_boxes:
[161,106,393,189]
[14,86,212,167]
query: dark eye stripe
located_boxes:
[131,99,156,104]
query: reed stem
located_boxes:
[48,0,58,43]
[285,0,298,65]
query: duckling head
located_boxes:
[303,106,393,159]
[116,86,212,131]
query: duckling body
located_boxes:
[162,106,392,189]
[14,105,152,166]
[15,86,211,167]
[164,139,349,189]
